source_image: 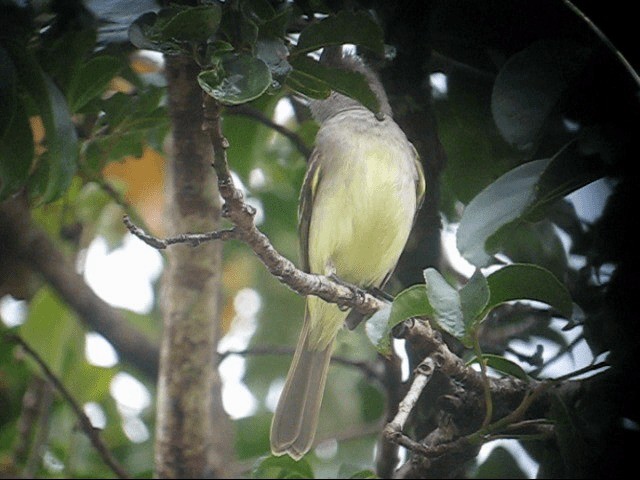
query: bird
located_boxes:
[270,50,426,460]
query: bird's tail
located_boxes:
[270,308,334,460]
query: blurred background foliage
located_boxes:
[1,0,638,478]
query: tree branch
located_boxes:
[124,95,388,318]
[4,334,130,479]
[0,198,159,379]
[227,104,313,158]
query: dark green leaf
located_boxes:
[219,5,259,50]
[67,55,122,112]
[529,139,608,220]
[19,56,78,203]
[0,46,17,137]
[129,4,221,53]
[367,304,392,355]
[293,10,384,57]
[467,354,529,380]
[285,67,331,99]
[457,159,549,267]
[457,138,608,268]
[374,285,433,355]
[157,4,221,43]
[241,0,293,38]
[423,268,465,341]
[486,263,573,319]
[459,268,490,329]
[251,454,314,479]
[18,288,82,377]
[349,470,379,479]
[288,55,379,113]
[358,380,385,422]
[0,97,33,201]
[495,219,568,282]
[198,54,272,105]
[491,39,590,149]
[234,414,271,460]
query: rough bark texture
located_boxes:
[153,55,233,479]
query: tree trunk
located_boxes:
[154,54,234,478]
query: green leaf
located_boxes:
[485,263,573,319]
[129,4,222,51]
[234,413,271,460]
[7,47,78,202]
[288,55,380,113]
[496,219,568,282]
[491,39,590,149]
[156,4,221,43]
[423,268,465,341]
[293,10,385,57]
[457,140,608,268]
[198,54,272,105]
[366,304,392,355]
[348,470,379,479]
[18,288,83,377]
[240,0,292,39]
[459,268,489,329]
[67,55,122,112]
[0,97,33,201]
[30,72,78,203]
[457,158,548,267]
[285,67,331,99]
[467,354,529,380]
[357,379,385,422]
[373,285,433,355]
[529,140,608,220]
[0,46,17,137]
[251,454,314,479]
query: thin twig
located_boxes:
[472,333,493,428]
[125,94,387,317]
[123,215,239,249]
[4,334,131,479]
[385,356,437,436]
[563,0,640,87]
[227,104,313,158]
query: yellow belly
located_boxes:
[306,126,417,348]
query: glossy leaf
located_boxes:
[458,139,608,268]
[491,39,591,150]
[373,285,433,355]
[293,10,384,57]
[251,455,314,479]
[486,263,573,319]
[0,95,33,201]
[457,159,548,267]
[496,219,568,282]
[156,4,221,42]
[423,268,465,340]
[467,353,529,380]
[459,268,490,330]
[198,54,272,105]
[22,58,78,203]
[288,55,380,113]
[529,139,609,220]
[67,55,122,112]
[129,3,221,51]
